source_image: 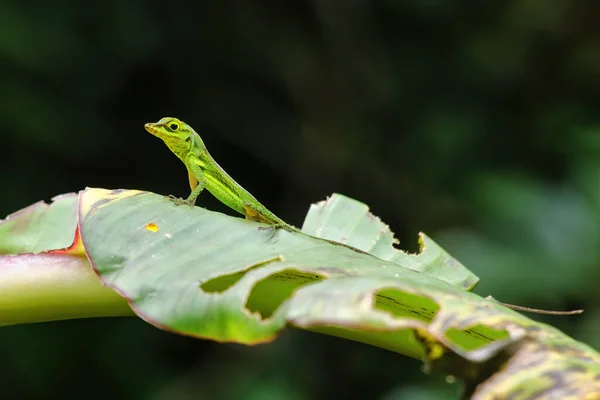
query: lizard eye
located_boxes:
[167,121,180,131]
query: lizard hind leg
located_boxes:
[242,201,298,236]
[242,203,263,223]
[242,202,280,239]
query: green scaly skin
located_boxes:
[144,117,299,233]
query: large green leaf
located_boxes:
[76,189,599,399]
[1,188,599,397]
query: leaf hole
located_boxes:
[445,325,510,351]
[200,256,284,293]
[246,269,326,320]
[373,288,440,322]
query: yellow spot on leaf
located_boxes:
[145,223,159,232]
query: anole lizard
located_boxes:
[144,117,299,233]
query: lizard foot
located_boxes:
[258,223,299,239]
[258,225,278,239]
[167,195,195,208]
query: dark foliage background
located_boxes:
[1,1,598,399]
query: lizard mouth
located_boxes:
[144,123,161,137]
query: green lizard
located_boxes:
[144,117,299,233]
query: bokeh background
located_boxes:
[1,1,599,399]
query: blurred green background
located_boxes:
[1,0,599,399]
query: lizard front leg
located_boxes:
[168,155,207,207]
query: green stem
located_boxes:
[0,253,133,326]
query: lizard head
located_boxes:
[144,117,198,159]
